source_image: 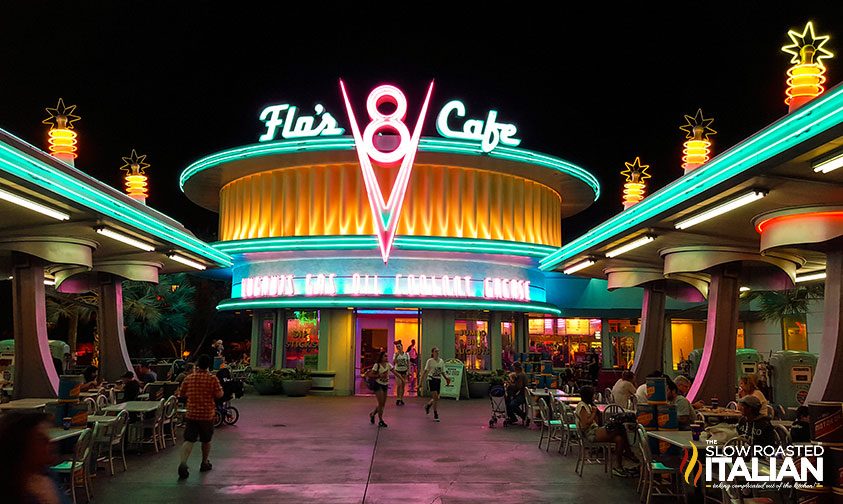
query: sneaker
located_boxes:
[200,461,213,472]
[178,464,189,480]
[399,400,405,406]
[378,420,388,428]
[434,412,440,422]
[370,412,375,424]
[424,403,431,415]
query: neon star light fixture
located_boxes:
[340,81,435,263]
[782,21,834,111]
[680,109,716,174]
[621,157,650,209]
[43,98,81,163]
[120,149,150,203]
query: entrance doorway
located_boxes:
[355,310,420,395]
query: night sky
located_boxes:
[2,3,843,243]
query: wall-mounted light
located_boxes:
[605,235,655,258]
[813,150,843,174]
[674,190,768,230]
[795,271,826,283]
[0,187,70,221]
[563,258,595,275]
[168,253,207,270]
[95,226,155,252]
[739,286,751,292]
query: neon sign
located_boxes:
[340,81,435,263]
[258,104,344,142]
[435,100,521,153]
[241,273,531,302]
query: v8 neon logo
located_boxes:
[340,81,435,263]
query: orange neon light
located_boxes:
[120,149,150,202]
[782,22,833,109]
[679,109,716,173]
[621,157,650,209]
[43,98,81,160]
[755,210,843,234]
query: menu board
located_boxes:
[440,359,469,400]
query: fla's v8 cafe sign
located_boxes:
[256,81,523,265]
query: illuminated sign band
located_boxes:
[241,273,531,302]
[436,100,521,153]
[259,104,345,142]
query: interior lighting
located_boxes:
[739,286,751,292]
[563,259,595,275]
[121,149,150,202]
[95,227,155,252]
[43,277,56,286]
[621,157,650,209]
[795,271,826,283]
[680,109,716,173]
[43,98,81,162]
[605,235,655,258]
[167,253,207,270]
[782,21,834,111]
[674,190,767,230]
[813,150,843,173]
[0,187,70,220]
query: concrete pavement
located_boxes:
[91,394,639,503]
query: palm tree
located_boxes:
[122,273,197,358]
[45,289,97,355]
[747,284,824,349]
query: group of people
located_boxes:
[363,342,450,428]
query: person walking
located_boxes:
[393,340,410,406]
[177,354,223,480]
[366,351,397,428]
[420,347,451,422]
[0,412,66,504]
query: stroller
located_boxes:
[488,384,508,427]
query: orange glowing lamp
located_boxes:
[42,98,81,163]
[680,108,716,174]
[621,157,650,209]
[120,149,150,203]
[782,21,833,111]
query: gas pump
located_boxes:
[768,351,817,409]
[688,349,703,379]
[687,348,761,387]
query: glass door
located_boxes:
[354,311,420,395]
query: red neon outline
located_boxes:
[755,210,843,234]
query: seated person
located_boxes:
[505,362,527,424]
[790,405,811,443]
[79,365,100,392]
[575,386,637,477]
[735,395,775,446]
[175,363,194,384]
[120,371,141,402]
[611,371,637,409]
[673,375,705,410]
[634,370,663,404]
[666,379,695,430]
[137,363,158,383]
[737,376,768,408]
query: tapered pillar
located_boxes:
[806,249,843,402]
[97,280,133,382]
[631,284,667,377]
[12,253,58,399]
[687,263,741,404]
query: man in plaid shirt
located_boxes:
[178,354,223,480]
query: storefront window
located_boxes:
[455,318,490,370]
[528,317,602,367]
[285,310,319,369]
[501,320,515,370]
[607,319,638,369]
[258,314,275,368]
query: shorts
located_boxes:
[373,382,389,392]
[184,419,214,443]
[394,369,408,377]
[584,424,599,443]
[428,378,441,393]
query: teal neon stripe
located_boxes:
[0,138,233,267]
[217,296,561,315]
[179,137,600,200]
[539,85,843,271]
[212,235,556,257]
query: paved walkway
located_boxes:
[92,394,639,503]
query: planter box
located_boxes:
[468,382,490,399]
[253,380,284,395]
[283,379,312,397]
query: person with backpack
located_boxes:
[365,351,399,428]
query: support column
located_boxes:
[631,285,667,378]
[490,312,502,370]
[806,249,843,402]
[324,309,354,396]
[688,264,741,404]
[12,253,58,399]
[97,280,134,382]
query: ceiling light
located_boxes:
[739,286,751,292]
[43,278,56,286]
[168,253,207,270]
[95,227,155,252]
[675,190,767,230]
[605,235,655,258]
[563,259,595,275]
[795,272,826,283]
[813,151,843,174]
[0,187,70,220]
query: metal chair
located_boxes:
[536,399,563,452]
[558,401,580,456]
[160,395,179,447]
[573,408,614,477]
[140,399,165,452]
[775,404,787,420]
[603,404,626,417]
[523,388,541,426]
[95,394,109,414]
[82,396,97,414]
[629,394,637,411]
[103,410,129,475]
[604,387,614,404]
[636,424,687,504]
[763,404,775,418]
[773,424,790,447]
[726,401,738,410]
[51,427,93,504]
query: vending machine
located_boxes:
[768,351,817,409]
[687,348,761,386]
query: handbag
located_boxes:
[363,365,379,391]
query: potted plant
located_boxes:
[466,370,492,398]
[282,366,312,396]
[250,368,285,395]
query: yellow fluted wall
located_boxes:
[219,164,562,245]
